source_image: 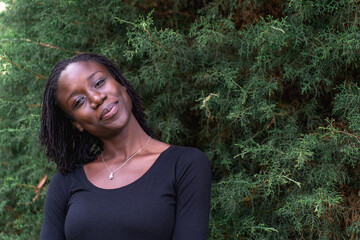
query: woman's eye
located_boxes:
[73,97,84,108]
[95,78,106,88]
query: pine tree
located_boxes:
[1,0,360,239]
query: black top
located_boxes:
[40,145,212,240]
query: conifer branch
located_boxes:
[142,28,161,46]
[0,56,47,80]
[21,174,47,205]
[282,175,301,188]
[115,14,161,47]
[25,39,83,54]
[27,104,42,107]
[337,130,360,143]
[200,93,219,118]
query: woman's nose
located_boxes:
[90,92,106,109]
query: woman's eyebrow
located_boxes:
[87,71,102,81]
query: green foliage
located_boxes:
[1,0,360,239]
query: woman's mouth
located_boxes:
[100,102,118,120]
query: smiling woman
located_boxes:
[56,61,133,139]
[38,53,211,240]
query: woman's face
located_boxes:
[56,61,133,139]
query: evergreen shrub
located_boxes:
[1,0,360,239]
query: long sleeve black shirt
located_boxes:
[40,145,212,240]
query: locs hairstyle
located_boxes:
[39,53,152,174]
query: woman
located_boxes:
[39,53,211,240]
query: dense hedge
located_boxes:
[1,0,360,239]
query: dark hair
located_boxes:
[39,53,153,174]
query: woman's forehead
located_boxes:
[59,61,107,82]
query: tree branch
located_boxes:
[25,38,82,54]
[1,56,47,80]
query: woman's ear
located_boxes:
[72,120,84,132]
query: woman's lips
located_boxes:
[100,102,118,120]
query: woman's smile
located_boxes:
[101,101,119,120]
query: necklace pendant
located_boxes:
[101,136,151,181]
[109,173,114,180]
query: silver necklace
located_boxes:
[101,136,151,180]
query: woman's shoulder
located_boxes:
[164,145,211,189]
[168,145,209,161]
[164,145,210,172]
[49,167,83,190]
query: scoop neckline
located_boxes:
[80,145,174,191]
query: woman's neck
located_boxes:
[100,115,150,162]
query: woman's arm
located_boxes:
[171,148,212,240]
[40,172,68,240]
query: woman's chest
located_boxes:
[64,180,176,239]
